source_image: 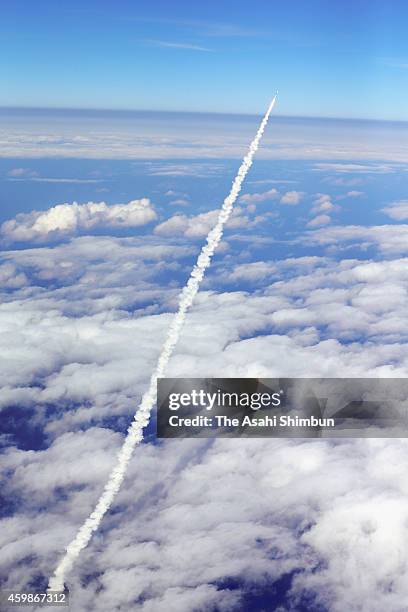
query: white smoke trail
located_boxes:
[48,94,277,591]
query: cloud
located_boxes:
[7,167,38,178]
[239,188,279,204]
[280,191,304,205]
[0,236,197,421]
[153,210,222,238]
[145,39,213,52]
[4,241,408,427]
[314,163,398,174]
[334,191,364,202]
[248,179,297,185]
[147,163,225,177]
[305,224,408,254]
[154,213,194,236]
[311,193,336,214]
[345,190,364,198]
[154,206,270,238]
[4,229,408,609]
[326,177,364,187]
[221,257,325,285]
[3,117,408,162]
[1,199,157,243]
[165,192,191,206]
[307,214,331,227]
[225,261,278,282]
[169,199,190,207]
[6,431,408,610]
[381,200,408,220]
[5,165,408,611]
[8,177,104,184]
[0,262,28,288]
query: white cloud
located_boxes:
[311,193,336,214]
[145,39,213,52]
[346,190,364,198]
[5,212,408,610]
[2,117,408,162]
[248,179,297,185]
[0,262,28,288]
[226,261,278,282]
[239,188,279,204]
[314,163,398,174]
[9,177,104,184]
[334,190,365,202]
[306,224,408,254]
[4,244,408,425]
[154,206,266,238]
[1,199,157,243]
[164,191,190,206]
[307,214,331,227]
[147,163,224,177]
[381,200,408,220]
[154,214,192,236]
[169,198,190,207]
[327,177,364,187]
[7,167,38,178]
[280,190,304,205]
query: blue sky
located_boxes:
[2,0,408,119]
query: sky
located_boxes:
[1,0,408,119]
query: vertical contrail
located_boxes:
[48,94,277,591]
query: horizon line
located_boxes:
[0,104,407,125]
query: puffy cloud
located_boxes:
[154,214,191,237]
[0,263,28,288]
[311,193,335,214]
[164,191,190,206]
[5,431,408,610]
[0,235,193,320]
[5,194,408,610]
[154,206,268,238]
[306,224,408,254]
[280,190,304,205]
[307,214,331,227]
[221,257,326,285]
[3,253,408,612]
[225,261,278,282]
[3,243,408,433]
[1,199,157,243]
[381,200,408,220]
[239,188,279,204]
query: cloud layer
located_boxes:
[2,167,408,609]
[1,199,157,243]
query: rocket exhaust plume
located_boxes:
[48,94,277,591]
